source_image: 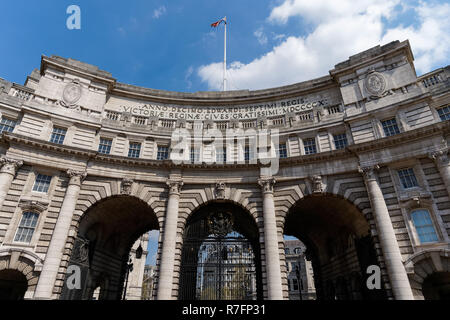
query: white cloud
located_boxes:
[153,6,167,19]
[254,27,268,45]
[198,0,450,91]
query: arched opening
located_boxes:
[283,235,317,300]
[0,269,28,300]
[284,195,387,300]
[422,272,450,300]
[179,201,263,300]
[60,195,159,300]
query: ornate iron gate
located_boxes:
[59,236,91,300]
[179,212,258,300]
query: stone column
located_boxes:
[156,179,183,300]
[359,165,414,300]
[0,157,23,211]
[429,150,450,197]
[258,177,283,300]
[34,169,86,300]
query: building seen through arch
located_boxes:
[0,40,449,300]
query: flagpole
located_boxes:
[223,17,227,92]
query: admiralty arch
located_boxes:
[0,40,449,300]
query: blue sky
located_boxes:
[1,0,449,94]
[1,0,449,265]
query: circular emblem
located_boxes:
[365,72,386,97]
[62,82,82,107]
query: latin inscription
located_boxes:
[120,96,329,121]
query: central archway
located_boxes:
[60,195,159,300]
[179,201,263,300]
[284,195,387,300]
[0,269,28,300]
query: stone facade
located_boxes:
[0,40,449,300]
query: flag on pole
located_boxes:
[211,17,227,28]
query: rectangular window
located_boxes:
[157,146,169,160]
[190,147,200,163]
[381,118,400,137]
[50,127,67,144]
[33,173,52,193]
[333,133,348,150]
[303,138,317,155]
[128,142,142,158]
[244,145,255,162]
[278,143,288,159]
[293,278,299,291]
[397,168,419,189]
[216,147,227,163]
[411,210,438,243]
[98,138,113,155]
[437,106,450,121]
[0,117,17,134]
[14,212,39,243]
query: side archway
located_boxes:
[0,249,43,300]
[282,194,387,300]
[405,249,450,300]
[61,195,160,300]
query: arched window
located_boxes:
[411,209,438,243]
[14,211,39,243]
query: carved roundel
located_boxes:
[62,82,82,107]
[364,71,386,97]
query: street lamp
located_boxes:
[121,243,143,300]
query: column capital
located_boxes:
[67,169,87,186]
[258,177,276,194]
[428,149,449,167]
[166,179,183,195]
[0,157,23,176]
[358,164,380,181]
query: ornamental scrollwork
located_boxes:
[258,177,276,193]
[207,212,234,237]
[358,164,380,181]
[215,181,226,199]
[167,180,183,195]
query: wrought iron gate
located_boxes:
[59,236,91,300]
[179,212,258,300]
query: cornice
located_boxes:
[2,121,449,171]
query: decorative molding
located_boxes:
[61,80,82,108]
[398,189,433,209]
[428,148,449,167]
[358,164,380,181]
[214,181,226,199]
[207,212,234,237]
[167,179,183,195]
[310,175,324,194]
[18,199,49,213]
[0,157,23,175]
[121,178,134,195]
[258,177,276,193]
[67,169,87,186]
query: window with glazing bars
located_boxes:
[278,143,288,158]
[244,145,255,162]
[128,142,141,158]
[50,127,67,144]
[14,212,39,243]
[333,133,348,150]
[381,118,400,137]
[0,118,16,133]
[98,138,113,154]
[303,138,317,155]
[216,147,227,163]
[190,147,200,163]
[437,106,450,121]
[411,209,438,243]
[157,146,169,160]
[397,168,418,189]
[33,174,52,193]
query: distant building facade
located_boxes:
[0,40,449,300]
[141,265,156,300]
[284,240,316,300]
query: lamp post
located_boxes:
[122,243,143,300]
